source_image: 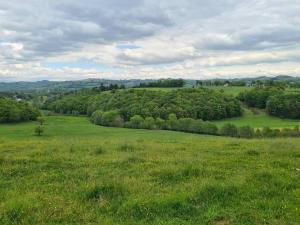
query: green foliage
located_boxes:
[34,125,44,136]
[239,87,283,108]
[90,110,104,125]
[101,110,123,127]
[48,88,242,121]
[138,79,185,88]
[238,126,254,138]
[0,97,40,123]
[143,117,156,129]
[36,117,45,125]
[127,115,144,129]
[155,118,166,129]
[46,94,90,115]
[267,93,300,119]
[220,124,238,137]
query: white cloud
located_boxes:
[0,0,300,81]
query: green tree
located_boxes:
[101,110,123,127]
[143,117,156,129]
[238,126,254,138]
[34,125,44,136]
[37,116,45,125]
[220,124,238,137]
[129,115,144,129]
[90,110,104,125]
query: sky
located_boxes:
[0,0,300,81]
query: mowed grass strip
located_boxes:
[0,116,299,225]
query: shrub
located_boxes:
[220,124,238,137]
[266,93,300,119]
[34,125,44,136]
[255,129,263,138]
[261,127,274,137]
[200,122,218,135]
[101,110,123,127]
[90,110,104,125]
[176,118,194,132]
[167,113,178,130]
[143,117,156,129]
[37,116,45,125]
[155,118,166,129]
[128,115,144,129]
[0,97,40,123]
[238,126,254,138]
[238,87,283,109]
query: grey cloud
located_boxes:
[0,0,300,80]
[0,0,173,61]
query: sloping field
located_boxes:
[0,116,299,224]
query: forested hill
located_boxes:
[0,79,145,92]
[45,88,242,121]
[1,76,300,92]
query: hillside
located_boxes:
[1,76,300,92]
[0,115,299,224]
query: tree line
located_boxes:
[90,110,300,138]
[45,88,242,120]
[239,87,300,119]
[137,79,185,88]
[0,97,40,123]
[87,89,242,121]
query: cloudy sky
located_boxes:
[1,0,300,81]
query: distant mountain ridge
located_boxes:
[0,76,299,92]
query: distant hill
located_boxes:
[198,75,300,83]
[0,79,155,92]
[0,76,299,92]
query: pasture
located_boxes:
[0,116,299,224]
[213,108,300,128]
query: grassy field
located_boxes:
[0,116,299,225]
[213,108,300,129]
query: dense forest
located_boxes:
[238,87,284,108]
[0,98,40,123]
[46,88,242,121]
[267,94,300,119]
[239,87,300,119]
[137,79,185,88]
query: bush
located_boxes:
[238,126,254,138]
[266,93,300,119]
[201,122,218,135]
[176,118,194,132]
[220,124,238,137]
[128,115,144,129]
[167,113,178,130]
[34,125,44,136]
[238,87,283,109]
[101,110,123,127]
[0,97,40,123]
[261,127,274,137]
[37,116,45,125]
[155,118,166,129]
[143,117,156,129]
[90,110,104,125]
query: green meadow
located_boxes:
[213,108,300,129]
[0,116,299,224]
